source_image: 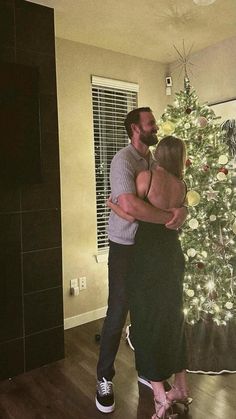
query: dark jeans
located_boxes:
[97,240,134,381]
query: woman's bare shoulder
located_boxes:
[155,166,184,185]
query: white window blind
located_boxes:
[92,76,138,251]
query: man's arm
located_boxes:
[118,193,187,229]
[118,193,171,224]
[107,197,135,222]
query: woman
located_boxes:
[108,136,192,419]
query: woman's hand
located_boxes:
[165,207,188,230]
[106,195,113,208]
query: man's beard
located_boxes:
[140,130,158,146]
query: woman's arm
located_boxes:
[108,170,154,223]
[107,198,135,222]
[135,170,151,199]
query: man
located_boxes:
[95,107,187,413]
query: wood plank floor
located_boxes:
[0,318,235,419]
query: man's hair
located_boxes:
[154,136,186,180]
[124,107,152,139]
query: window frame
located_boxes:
[91,76,139,256]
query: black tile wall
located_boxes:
[15,2,55,55]
[0,186,20,213]
[0,213,21,247]
[0,247,22,343]
[22,209,61,251]
[0,2,15,48]
[23,248,62,293]
[40,95,59,134]
[24,287,63,335]
[25,326,64,371]
[40,131,60,182]
[21,179,61,211]
[16,49,57,95]
[0,1,14,5]
[0,0,64,380]
[0,46,15,63]
[0,338,24,380]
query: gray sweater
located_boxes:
[108,144,153,245]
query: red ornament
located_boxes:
[197,262,205,269]
[186,107,192,114]
[185,159,192,167]
[198,116,208,128]
[209,291,217,300]
[203,164,210,172]
[219,167,228,175]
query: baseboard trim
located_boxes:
[64,306,107,330]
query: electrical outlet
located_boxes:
[70,278,78,288]
[70,278,80,296]
[79,276,87,290]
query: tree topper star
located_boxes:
[172,40,196,92]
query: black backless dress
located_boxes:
[126,171,188,381]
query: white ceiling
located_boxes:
[26,0,236,63]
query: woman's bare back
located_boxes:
[136,166,186,210]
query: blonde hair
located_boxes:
[154,136,186,179]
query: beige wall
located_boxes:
[55,38,167,322]
[56,35,236,324]
[168,36,236,104]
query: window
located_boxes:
[92,76,138,252]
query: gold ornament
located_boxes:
[189,218,199,229]
[186,289,195,297]
[186,190,201,206]
[187,248,196,257]
[217,172,226,181]
[210,215,216,222]
[161,121,175,135]
[218,155,228,165]
[225,302,233,310]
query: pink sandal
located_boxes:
[152,395,178,419]
[169,384,193,412]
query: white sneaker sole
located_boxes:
[125,325,135,351]
[137,376,153,390]
[95,397,115,413]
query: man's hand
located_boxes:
[165,207,188,230]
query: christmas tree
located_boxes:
[158,76,236,325]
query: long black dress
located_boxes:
[126,220,188,382]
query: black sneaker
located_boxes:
[95,377,115,413]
